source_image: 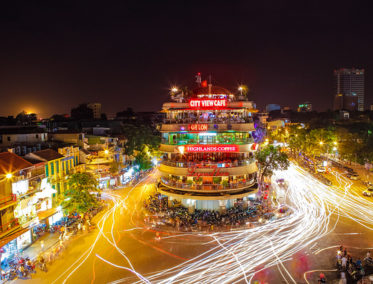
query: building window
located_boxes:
[7,136,11,141]
[56,161,59,174]
[36,134,39,138]
[62,161,64,172]
[51,163,54,175]
[45,165,49,177]
[57,183,60,195]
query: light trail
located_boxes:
[52,173,156,284]
[53,164,373,284]
[117,164,341,284]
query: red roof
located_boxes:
[0,152,33,176]
[193,85,232,96]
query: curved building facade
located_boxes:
[158,84,259,211]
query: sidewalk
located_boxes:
[22,233,60,261]
[2,204,107,274]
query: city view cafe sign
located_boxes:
[189,98,227,109]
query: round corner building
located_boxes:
[158,83,259,212]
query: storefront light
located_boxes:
[198,132,217,136]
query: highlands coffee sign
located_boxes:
[184,144,239,153]
[188,124,208,131]
[187,166,229,176]
[189,99,227,109]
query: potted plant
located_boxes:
[222,180,229,188]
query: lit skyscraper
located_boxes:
[333,68,365,111]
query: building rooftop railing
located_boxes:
[161,159,255,168]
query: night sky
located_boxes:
[0,1,372,117]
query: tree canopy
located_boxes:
[62,173,101,214]
[255,145,289,185]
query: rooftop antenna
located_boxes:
[195,72,202,86]
[208,74,212,94]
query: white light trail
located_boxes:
[53,164,373,284]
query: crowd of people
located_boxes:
[335,245,373,282]
[144,194,274,231]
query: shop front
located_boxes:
[99,176,110,189]
[17,230,32,251]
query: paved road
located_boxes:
[13,166,373,284]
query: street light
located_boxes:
[178,146,185,155]
[104,150,109,155]
[5,173,12,179]
[319,141,324,146]
[171,86,178,93]
[238,86,243,96]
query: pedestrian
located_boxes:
[318,273,326,283]
[341,255,347,270]
[78,222,82,231]
[339,271,347,284]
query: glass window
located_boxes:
[51,162,54,175]
[45,165,49,177]
[56,161,59,173]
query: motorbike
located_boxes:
[4,268,17,280]
[364,257,373,266]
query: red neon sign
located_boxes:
[189,99,227,109]
[187,166,229,176]
[189,124,208,131]
[185,144,239,153]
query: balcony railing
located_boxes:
[160,177,255,191]
[161,138,253,145]
[161,159,255,168]
[0,218,20,233]
[163,118,253,124]
[0,194,17,205]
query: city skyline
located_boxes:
[0,1,373,117]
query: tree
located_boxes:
[61,173,100,214]
[16,111,37,126]
[134,145,154,170]
[122,124,160,156]
[255,145,290,186]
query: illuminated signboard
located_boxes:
[189,99,227,109]
[185,144,239,153]
[189,124,208,131]
[12,180,29,196]
[187,166,229,176]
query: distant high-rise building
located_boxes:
[87,103,102,119]
[333,68,365,111]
